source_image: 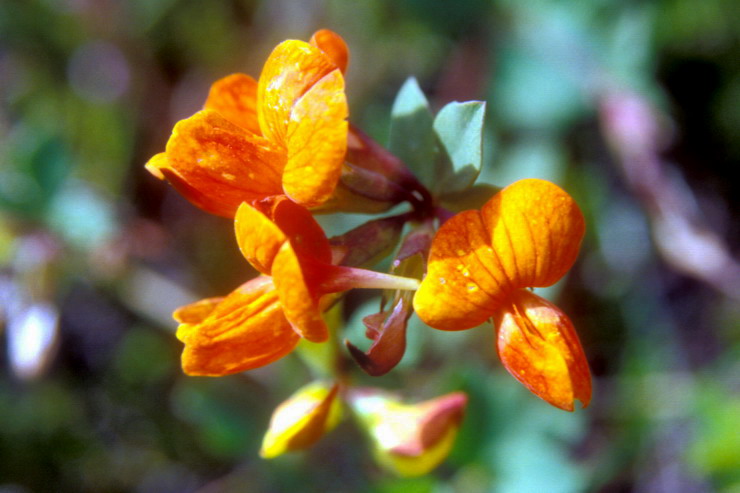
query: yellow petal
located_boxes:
[271,242,328,343]
[494,289,591,411]
[176,277,300,376]
[204,73,261,135]
[234,202,287,275]
[310,29,349,74]
[152,110,284,217]
[260,381,341,458]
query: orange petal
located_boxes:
[153,110,284,217]
[204,73,261,135]
[234,202,287,275]
[481,178,585,289]
[235,198,332,274]
[413,210,509,331]
[176,277,300,376]
[310,29,349,74]
[272,242,328,343]
[257,40,340,147]
[494,289,591,411]
[282,68,348,207]
[268,197,332,264]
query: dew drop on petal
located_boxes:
[438,277,446,285]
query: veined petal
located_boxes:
[258,40,340,147]
[282,69,348,207]
[148,110,284,217]
[494,289,591,411]
[272,242,328,343]
[175,277,300,376]
[260,381,342,458]
[235,198,332,275]
[204,73,261,135]
[414,210,509,331]
[481,178,585,289]
[310,29,349,74]
[414,178,585,331]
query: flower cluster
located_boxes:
[147,29,591,475]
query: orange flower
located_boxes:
[174,276,300,376]
[235,196,419,344]
[413,179,591,411]
[146,30,349,216]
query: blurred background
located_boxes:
[1,0,739,491]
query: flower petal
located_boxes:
[204,73,261,135]
[272,242,328,343]
[413,210,509,331]
[235,198,331,275]
[414,178,585,331]
[481,178,585,289]
[282,68,348,207]
[494,289,591,411]
[257,39,340,147]
[176,277,300,376]
[260,381,341,458]
[234,202,287,275]
[149,110,284,217]
[310,29,349,74]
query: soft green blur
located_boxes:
[1,0,739,492]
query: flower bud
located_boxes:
[260,381,342,458]
[348,388,467,476]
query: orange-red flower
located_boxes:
[174,196,420,376]
[146,30,349,216]
[413,178,591,411]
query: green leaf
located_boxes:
[434,101,486,195]
[388,77,438,189]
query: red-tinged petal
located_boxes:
[176,277,300,376]
[282,69,348,207]
[173,296,224,341]
[235,198,332,274]
[234,202,287,275]
[494,289,591,411]
[346,298,410,376]
[257,40,340,147]
[414,210,509,331]
[348,389,467,477]
[310,29,349,74]
[204,73,261,135]
[481,178,585,289]
[268,197,332,264]
[272,242,328,343]
[155,110,284,217]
